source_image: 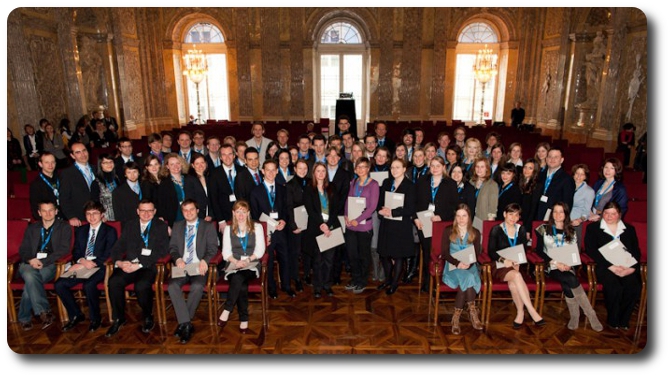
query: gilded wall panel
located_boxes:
[544,8,563,39]
[123,48,146,122]
[119,8,137,37]
[430,8,446,117]
[539,48,559,122]
[619,34,647,136]
[399,7,422,116]
[235,8,253,117]
[290,8,305,118]
[377,8,394,117]
[29,33,68,124]
[78,35,105,110]
[261,8,282,117]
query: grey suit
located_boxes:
[167,220,218,325]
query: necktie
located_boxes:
[86,228,96,258]
[132,183,140,195]
[214,158,220,168]
[228,169,234,185]
[254,172,260,185]
[185,225,195,264]
[270,185,275,202]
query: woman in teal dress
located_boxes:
[440,203,483,334]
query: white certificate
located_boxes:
[347,197,366,224]
[171,263,202,278]
[384,192,405,221]
[293,206,308,231]
[598,239,638,268]
[495,244,527,269]
[316,227,345,252]
[60,266,100,279]
[370,171,388,185]
[259,213,278,234]
[448,245,477,271]
[416,210,435,238]
[338,216,346,233]
[547,243,582,267]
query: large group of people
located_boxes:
[12,115,644,342]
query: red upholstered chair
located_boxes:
[11,183,30,199]
[630,222,647,334]
[210,222,269,329]
[626,201,647,223]
[8,198,32,221]
[626,183,647,202]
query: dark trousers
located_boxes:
[107,267,157,321]
[331,245,350,282]
[288,231,302,282]
[54,268,106,322]
[418,233,432,288]
[223,269,256,321]
[345,229,372,287]
[596,268,642,327]
[267,230,290,292]
[168,274,207,324]
[547,269,580,297]
[312,248,335,291]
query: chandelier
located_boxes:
[472,44,498,125]
[183,44,208,124]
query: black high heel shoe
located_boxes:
[217,318,228,328]
[533,318,546,327]
[512,321,523,329]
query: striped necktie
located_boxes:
[185,225,195,264]
[86,228,96,258]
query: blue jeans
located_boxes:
[18,263,56,323]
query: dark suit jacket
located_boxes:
[286,175,308,230]
[156,174,199,227]
[328,166,352,216]
[168,220,218,263]
[496,182,523,221]
[456,181,477,216]
[178,149,202,164]
[585,221,641,274]
[110,217,169,269]
[72,222,117,268]
[250,181,289,223]
[60,163,96,221]
[184,174,214,219]
[19,219,71,266]
[114,155,141,179]
[23,132,44,156]
[275,166,294,186]
[377,137,395,152]
[414,174,459,222]
[209,164,243,223]
[234,167,263,203]
[29,172,61,220]
[532,166,575,220]
[112,181,141,224]
[204,154,221,173]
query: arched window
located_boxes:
[453,22,500,124]
[180,22,229,123]
[315,20,368,135]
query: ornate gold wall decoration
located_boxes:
[29,33,68,124]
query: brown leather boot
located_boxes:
[467,301,484,330]
[451,308,463,335]
[565,296,580,330]
[572,287,603,332]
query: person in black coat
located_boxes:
[112,162,142,224]
[23,124,43,171]
[374,121,395,152]
[29,153,63,221]
[249,159,293,298]
[285,159,310,290]
[234,147,263,203]
[60,142,96,226]
[114,137,141,178]
[184,154,214,220]
[303,162,343,298]
[377,158,416,295]
[496,163,523,221]
[519,159,539,240]
[140,154,162,206]
[156,153,198,227]
[584,201,642,330]
[209,144,244,232]
[413,156,459,291]
[325,147,352,284]
[532,147,575,221]
[275,149,294,186]
[55,201,117,332]
[450,164,476,216]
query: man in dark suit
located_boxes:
[325,147,352,284]
[204,136,222,172]
[112,162,142,224]
[210,144,244,233]
[23,124,43,171]
[55,201,117,332]
[60,142,96,226]
[114,137,140,178]
[17,200,71,331]
[249,159,293,299]
[533,147,576,221]
[177,130,201,164]
[167,200,218,344]
[374,121,395,151]
[234,147,263,203]
[296,134,315,163]
[106,199,169,337]
[29,152,62,221]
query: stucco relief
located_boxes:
[74,8,98,29]
[544,8,563,38]
[78,35,105,110]
[399,8,422,116]
[29,34,67,124]
[123,49,146,122]
[261,8,282,117]
[377,8,394,117]
[430,8,446,116]
[622,35,647,136]
[119,8,137,36]
[540,49,558,121]
[235,8,252,117]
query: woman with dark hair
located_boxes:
[489,143,506,184]
[156,153,198,226]
[483,131,501,158]
[535,142,550,173]
[590,158,629,221]
[445,144,462,173]
[584,201,642,330]
[440,204,483,334]
[275,149,293,185]
[141,154,162,204]
[536,202,603,331]
[488,203,545,328]
[570,163,595,248]
[288,146,299,166]
[264,141,280,162]
[394,143,408,163]
[185,154,213,221]
[496,163,522,221]
[90,153,120,221]
[520,159,539,240]
[616,123,636,167]
[450,164,476,216]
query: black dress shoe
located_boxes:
[174,323,187,337]
[304,275,312,286]
[313,291,322,298]
[324,287,334,297]
[385,285,398,295]
[295,280,304,292]
[88,320,101,332]
[61,314,85,332]
[105,318,127,337]
[142,316,155,333]
[239,325,248,334]
[179,323,194,344]
[513,321,523,329]
[377,282,390,291]
[533,318,546,327]
[332,278,341,286]
[217,318,228,328]
[283,288,297,298]
[269,289,278,299]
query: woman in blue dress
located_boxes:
[440,204,483,334]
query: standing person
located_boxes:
[217,200,266,333]
[496,163,523,221]
[450,164,476,216]
[616,123,636,167]
[341,131,355,161]
[210,144,243,232]
[488,143,506,184]
[413,156,458,291]
[394,144,408,163]
[204,136,222,172]
[374,121,395,151]
[29,152,62,221]
[451,126,466,150]
[176,130,199,164]
[363,134,378,159]
[344,157,380,294]
[519,159,540,240]
[234,147,263,203]
[510,101,525,129]
[55,201,117,333]
[483,131,501,158]
[408,147,429,184]
[445,145,463,173]
[584,201,642,330]
[246,121,273,165]
[276,128,290,150]
[303,162,343,298]
[185,154,214,221]
[17,200,71,331]
[532,147,575,221]
[161,133,174,154]
[156,154,197,227]
[535,202,603,332]
[377,159,416,295]
[8,128,26,170]
[488,203,545,328]
[167,200,217,343]
[570,164,595,248]
[440,204,484,334]
[470,157,499,222]
[286,159,309,290]
[42,122,67,169]
[589,158,629,221]
[400,128,416,161]
[191,130,207,155]
[436,132,451,160]
[336,114,351,136]
[106,199,169,337]
[423,142,438,162]
[325,146,352,285]
[534,142,550,173]
[234,141,248,167]
[275,149,294,186]
[90,153,120,221]
[462,137,483,180]
[114,137,140,178]
[140,155,162,205]
[23,124,43,171]
[507,142,524,174]
[145,133,165,165]
[60,142,96,226]
[112,162,142,224]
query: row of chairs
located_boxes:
[7,220,269,330]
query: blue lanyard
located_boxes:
[354,176,370,197]
[318,189,329,213]
[226,168,236,188]
[413,166,428,183]
[575,182,585,193]
[374,165,387,172]
[430,176,440,203]
[475,182,481,198]
[75,163,93,187]
[594,180,615,208]
[552,225,564,247]
[105,179,117,192]
[504,224,518,246]
[456,231,469,250]
[40,173,59,199]
[543,170,556,194]
[238,231,249,255]
[264,182,276,210]
[40,226,54,251]
[172,175,185,202]
[457,183,464,194]
[465,161,474,172]
[391,179,400,192]
[499,182,514,198]
[298,151,309,159]
[141,220,152,248]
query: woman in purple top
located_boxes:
[344,157,380,293]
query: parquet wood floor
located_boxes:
[7,282,646,354]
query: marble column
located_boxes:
[567,32,593,133]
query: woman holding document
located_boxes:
[440,204,483,334]
[286,159,310,291]
[218,200,265,333]
[304,162,342,298]
[344,157,380,294]
[584,201,641,330]
[377,158,416,295]
[488,203,545,328]
[535,202,603,331]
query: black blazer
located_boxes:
[275,166,294,186]
[168,220,218,263]
[377,138,395,152]
[249,181,289,223]
[209,164,243,223]
[407,164,430,184]
[140,179,160,205]
[29,172,61,220]
[19,219,71,267]
[328,166,352,216]
[112,181,141,224]
[414,174,459,222]
[23,132,44,156]
[455,181,477,216]
[496,182,523,221]
[60,163,96,221]
[376,177,417,258]
[184,174,214,219]
[285,175,309,230]
[234,168,263,203]
[72,222,117,268]
[110,217,169,269]
[532,167,575,221]
[156,174,199,227]
[204,154,221,174]
[585,221,641,274]
[487,223,528,263]
[114,155,141,179]
[178,149,203,164]
[303,184,342,234]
